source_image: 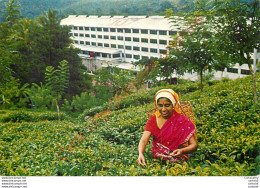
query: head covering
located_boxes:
[154,89,182,115]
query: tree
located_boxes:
[133,57,160,89]
[0,0,22,87]
[1,0,22,26]
[7,8,91,98]
[167,13,216,91]
[212,0,260,103]
[45,60,70,120]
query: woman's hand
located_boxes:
[170,149,183,158]
[137,131,151,166]
[137,153,146,166]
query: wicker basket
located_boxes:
[147,101,197,142]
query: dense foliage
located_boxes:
[0,0,193,20]
[0,74,259,176]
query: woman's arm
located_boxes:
[170,134,197,157]
[137,131,151,166]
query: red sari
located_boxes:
[145,111,196,163]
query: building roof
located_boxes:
[61,15,181,30]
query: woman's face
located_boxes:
[157,97,174,119]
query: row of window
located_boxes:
[73,33,169,45]
[75,40,167,54]
[71,26,177,36]
[81,50,153,60]
[216,67,255,75]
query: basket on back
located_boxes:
[147,101,197,142]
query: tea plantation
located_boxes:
[0,75,259,176]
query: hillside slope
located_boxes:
[0,0,192,19]
[0,74,259,176]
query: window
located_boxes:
[82,50,88,55]
[125,46,132,50]
[74,33,78,36]
[125,29,131,33]
[117,28,123,33]
[141,38,148,43]
[118,45,124,49]
[125,37,131,41]
[85,34,90,37]
[159,30,167,35]
[241,69,250,75]
[160,49,167,54]
[80,41,84,44]
[117,36,123,40]
[150,30,157,35]
[98,43,103,47]
[150,48,158,53]
[110,28,116,32]
[216,67,225,72]
[142,47,148,52]
[104,43,109,47]
[103,28,109,32]
[110,36,116,40]
[92,42,96,46]
[134,55,140,60]
[91,34,96,38]
[169,31,177,35]
[227,68,238,73]
[142,56,148,60]
[113,54,120,58]
[111,44,117,48]
[133,29,139,33]
[85,41,90,45]
[150,39,157,44]
[133,37,140,42]
[79,27,83,30]
[104,35,109,39]
[126,54,132,58]
[97,27,102,31]
[79,33,84,37]
[98,35,102,39]
[91,27,96,31]
[85,27,89,31]
[141,29,148,34]
[73,26,78,30]
[133,46,140,51]
[159,40,167,45]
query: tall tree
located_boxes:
[167,10,216,91]
[8,8,91,98]
[0,0,22,88]
[37,9,91,98]
[213,0,260,103]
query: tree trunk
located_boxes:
[200,70,203,91]
[55,98,61,121]
[249,64,258,104]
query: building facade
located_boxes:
[61,15,259,80]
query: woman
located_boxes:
[137,89,197,166]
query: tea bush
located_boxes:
[78,80,202,118]
[0,110,71,123]
[0,74,259,176]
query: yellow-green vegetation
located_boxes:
[0,74,259,176]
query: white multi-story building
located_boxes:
[61,15,259,80]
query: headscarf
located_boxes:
[154,89,182,116]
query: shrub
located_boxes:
[0,74,259,176]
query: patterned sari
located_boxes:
[152,111,196,163]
